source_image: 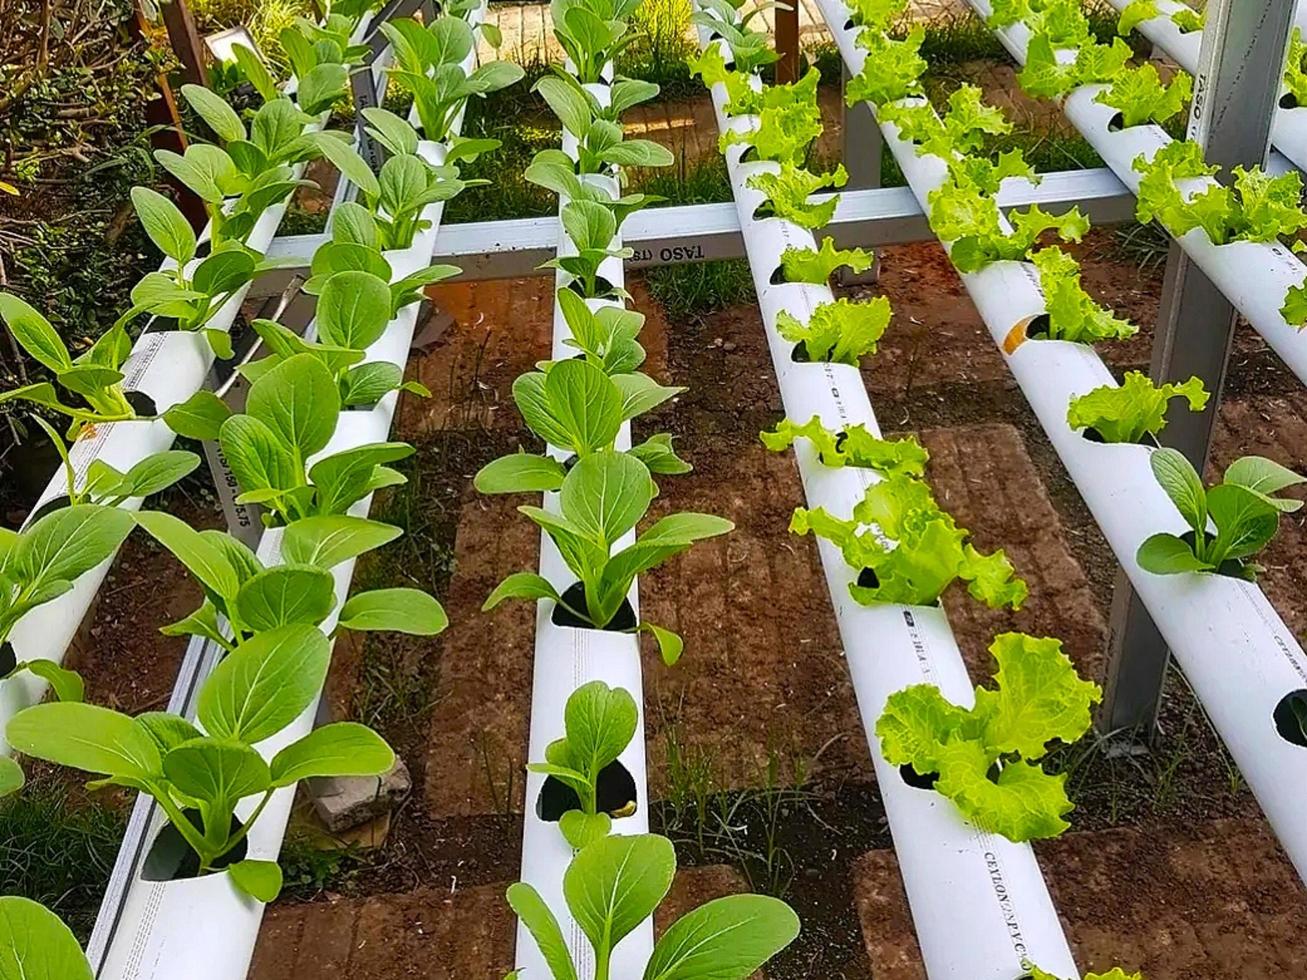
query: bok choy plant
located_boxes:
[525,152,662,230]
[0,898,92,980]
[530,680,638,847]
[877,632,1101,841]
[475,358,687,493]
[483,451,732,664]
[547,289,648,374]
[790,472,1027,609]
[506,832,799,980]
[132,512,447,650]
[7,622,394,900]
[1136,450,1305,580]
[543,200,634,299]
[534,74,674,173]
[242,270,435,406]
[550,0,643,84]
[1065,372,1208,444]
[761,415,927,474]
[0,294,138,434]
[162,353,416,526]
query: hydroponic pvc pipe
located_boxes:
[90,17,486,977]
[1101,0,1307,177]
[825,0,1307,885]
[691,15,1081,979]
[512,69,656,977]
[965,0,1307,389]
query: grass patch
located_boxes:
[0,783,125,942]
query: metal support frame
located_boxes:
[775,0,800,83]
[1099,0,1297,736]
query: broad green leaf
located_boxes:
[506,883,579,980]
[181,83,245,141]
[561,681,637,782]
[19,659,85,702]
[312,132,380,198]
[229,859,284,902]
[297,63,349,115]
[246,353,340,460]
[268,721,394,787]
[563,834,676,958]
[220,414,299,498]
[134,510,239,600]
[6,702,160,783]
[16,504,134,592]
[131,186,197,265]
[234,565,336,631]
[135,712,203,755]
[643,894,800,980]
[643,621,683,667]
[163,737,271,806]
[162,390,233,441]
[0,896,93,980]
[612,373,684,422]
[474,452,567,494]
[875,683,967,774]
[197,624,331,742]
[1135,533,1213,574]
[337,588,448,635]
[1225,455,1306,510]
[934,741,1074,841]
[282,515,400,569]
[0,293,71,372]
[561,451,653,546]
[1150,448,1208,536]
[483,572,563,610]
[1207,484,1279,562]
[116,451,201,499]
[316,271,393,350]
[0,757,25,797]
[559,810,612,850]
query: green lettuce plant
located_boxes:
[1017,34,1132,100]
[720,68,824,166]
[534,75,674,172]
[551,0,643,84]
[748,163,848,229]
[790,473,1027,609]
[483,451,732,664]
[846,0,906,30]
[529,680,637,847]
[474,358,687,494]
[1136,450,1304,580]
[879,84,1011,160]
[1095,63,1192,128]
[1030,248,1138,343]
[778,237,873,284]
[242,270,435,406]
[0,897,92,980]
[877,632,1101,841]
[1066,372,1208,444]
[761,415,927,474]
[1029,968,1143,980]
[1118,0,1198,35]
[0,294,136,434]
[162,354,415,526]
[988,0,1091,46]
[542,200,634,299]
[845,27,926,106]
[7,623,395,900]
[1286,28,1307,107]
[133,511,446,650]
[776,296,891,365]
[506,833,799,980]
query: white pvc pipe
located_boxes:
[965,0,1307,389]
[831,0,1307,885]
[693,15,1081,978]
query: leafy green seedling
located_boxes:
[1017,33,1132,100]
[778,237,874,284]
[550,289,647,374]
[1027,965,1143,980]
[484,451,732,664]
[720,69,824,166]
[524,151,662,230]
[0,897,93,980]
[0,294,136,435]
[844,0,907,30]
[475,359,686,493]
[0,503,135,650]
[1095,63,1192,128]
[550,0,642,84]
[688,40,778,99]
[354,152,480,251]
[506,833,799,980]
[747,163,848,230]
[541,200,635,299]
[878,632,1101,841]
[845,27,927,107]
[241,271,434,406]
[7,623,394,899]
[162,353,415,525]
[879,83,1010,160]
[1136,450,1305,580]
[1030,248,1138,343]
[761,415,927,474]
[534,76,673,174]
[1066,372,1208,444]
[529,680,638,846]
[790,473,1027,609]
[776,296,892,365]
[133,511,446,651]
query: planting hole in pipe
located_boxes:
[0,642,16,677]
[551,581,638,631]
[566,275,620,301]
[1081,427,1160,448]
[141,809,248,883]
[899,762,940,790]
[1281,93,1299,110]
[855,568,941,607]
[124,390,159,416]
[537,760,638,821]
[1273,690,1307,747]
[1106,111,1128,133]
[1001,314,1049,354]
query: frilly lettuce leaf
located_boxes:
[760,415,927,474]
[877,632,1100,842]
[1018,34,1133,100]
[846,27,926,107]
[1116,0,1159,35]
[747,164,849,230]
[880,84,1011,160]
[775,296,891,365]
[1232,165,1307,242]
[1066,371,1209,443]
[721,68,823,165]
[1283,281,1307,330]
[688,46,755,112]
[991,0,1091,46]
[846,0,907,31]
[1031,247,1137,343]
[779,237,874,284]
[1287,28,1307,107]
[1030,967,1145,980]
[1094,63,1192,128]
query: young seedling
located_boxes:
[548,288,648,374]
[0,294,137,436]
[721,69,825,167]
[1027,965,1142,980]
[541,200,635,300]
[534,75,673,173]
[1029,249,1138,343]
[474,358,687,494]
[525,151,662,230]
[776,296,892,365]
[163,353,416,526]
[778,237,874,284]
[7,622,395,900]
[529,680,638,847]
[761,415,927,474]
[1136,450,1305,580]
[790,472,1027,609]
[506,832,799,980]
[1066,372,1208,444]
[550,0,642,84]
[877,632,1101,841]
[483,451,732,664]
[0,897,93,980]
[748,163,849,230]
[359,152,480,251]
[133,511,447,651]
